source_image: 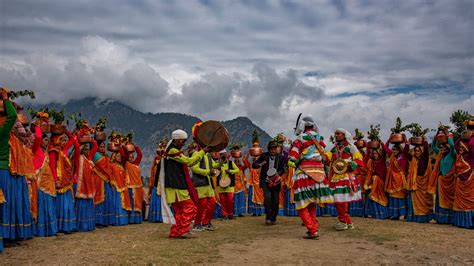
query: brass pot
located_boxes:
[125,143,136,153]
[249,142,263,157]
[367,140,380,149]
[39,123,50,133]
[95,131,107,141]
[410,136,423,146]
[389,133,404,144]
[79,134,92,144]
[107,142,120,152]
[50,124,66,135]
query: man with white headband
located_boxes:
[327,128,363,231]
[157,129,210,239]
[288,114,334,239]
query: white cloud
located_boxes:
[0,1,472,141]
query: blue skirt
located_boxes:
[284,190,298,216]
[453,211,474,229]
[0,170,33,240]
[406,193,433,223]
[114,189,129,226]
[434,188,453,224]
[128,188,142,224]
[320,204,337,217]
[366,198,388,219]
[349,192,366,217]
[148,187,163,223]
[233,191,246,216]
[247,186,264,216]
[55,189,76,233]
[388,196,407,218]
[213,202,224,219]
[35,190,58,237]
[95,182,116,226]
[75,198,95,232]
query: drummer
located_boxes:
[252,141,285,225]
[215,150,240,220]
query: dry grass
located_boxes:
[1,216,473,265]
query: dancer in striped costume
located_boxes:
[288,115,333,239]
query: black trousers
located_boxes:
[262,183,281,222]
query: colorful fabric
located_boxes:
[366,197,388,219]
[169,199,196,237]
[219,192,234,217]
[335,202,352,224]
[327,142,362,204]
[0,100,17,170]
[233,191,246,216]
[34,190,58,237]
[387,196,407,217]
[0,170,33,240]
[247,186,264,215]
[75,198,95,232]
[195,196,216,225]
[385,154,407,197]
[406,193,433,223]
[95,182,116,226]
[113,188,129,226]
[148,186,163,223]
[9,134,35,178]
[298,203,318,235]
[284,189,298,216]
[128,188,143,224]
[55,188,76,233]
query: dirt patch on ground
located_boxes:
[1,217,473,264]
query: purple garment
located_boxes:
[463,137,474,167]
[371,147,388,181]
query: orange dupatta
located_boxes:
[453,154,474,211]
[385,154,407,198]
[126,162,143,213]
[249,168,264,204]
[406,156,434,215]
[366,159,388,206]
[9,134,35,178]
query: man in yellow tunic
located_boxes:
[157,130,208,239]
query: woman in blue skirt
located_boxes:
[74,140,98,232]
[0,95,33,241]
[32,123,58,237]
[49,130,79,233]
[93,141,116,226]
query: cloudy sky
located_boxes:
[1,0,473,139]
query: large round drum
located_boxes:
[195,120,229,152]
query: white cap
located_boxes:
[171,129,188,140]
[219,149,227,154]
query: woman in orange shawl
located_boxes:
[49,130,79,233]
[429,131,456,224]
[384,138,409,219]
[453,140,474,228]
[123,144,144,224]
[32,123,58,237]
[93,141,116,226]
[109,149,131,226]
[364,145,389,219]
[406,140,434,223]
[74,140,98,231]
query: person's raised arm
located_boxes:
[133,145,142,165]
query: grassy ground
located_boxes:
[1,216,473,264]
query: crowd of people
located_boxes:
[0,89,473,253]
